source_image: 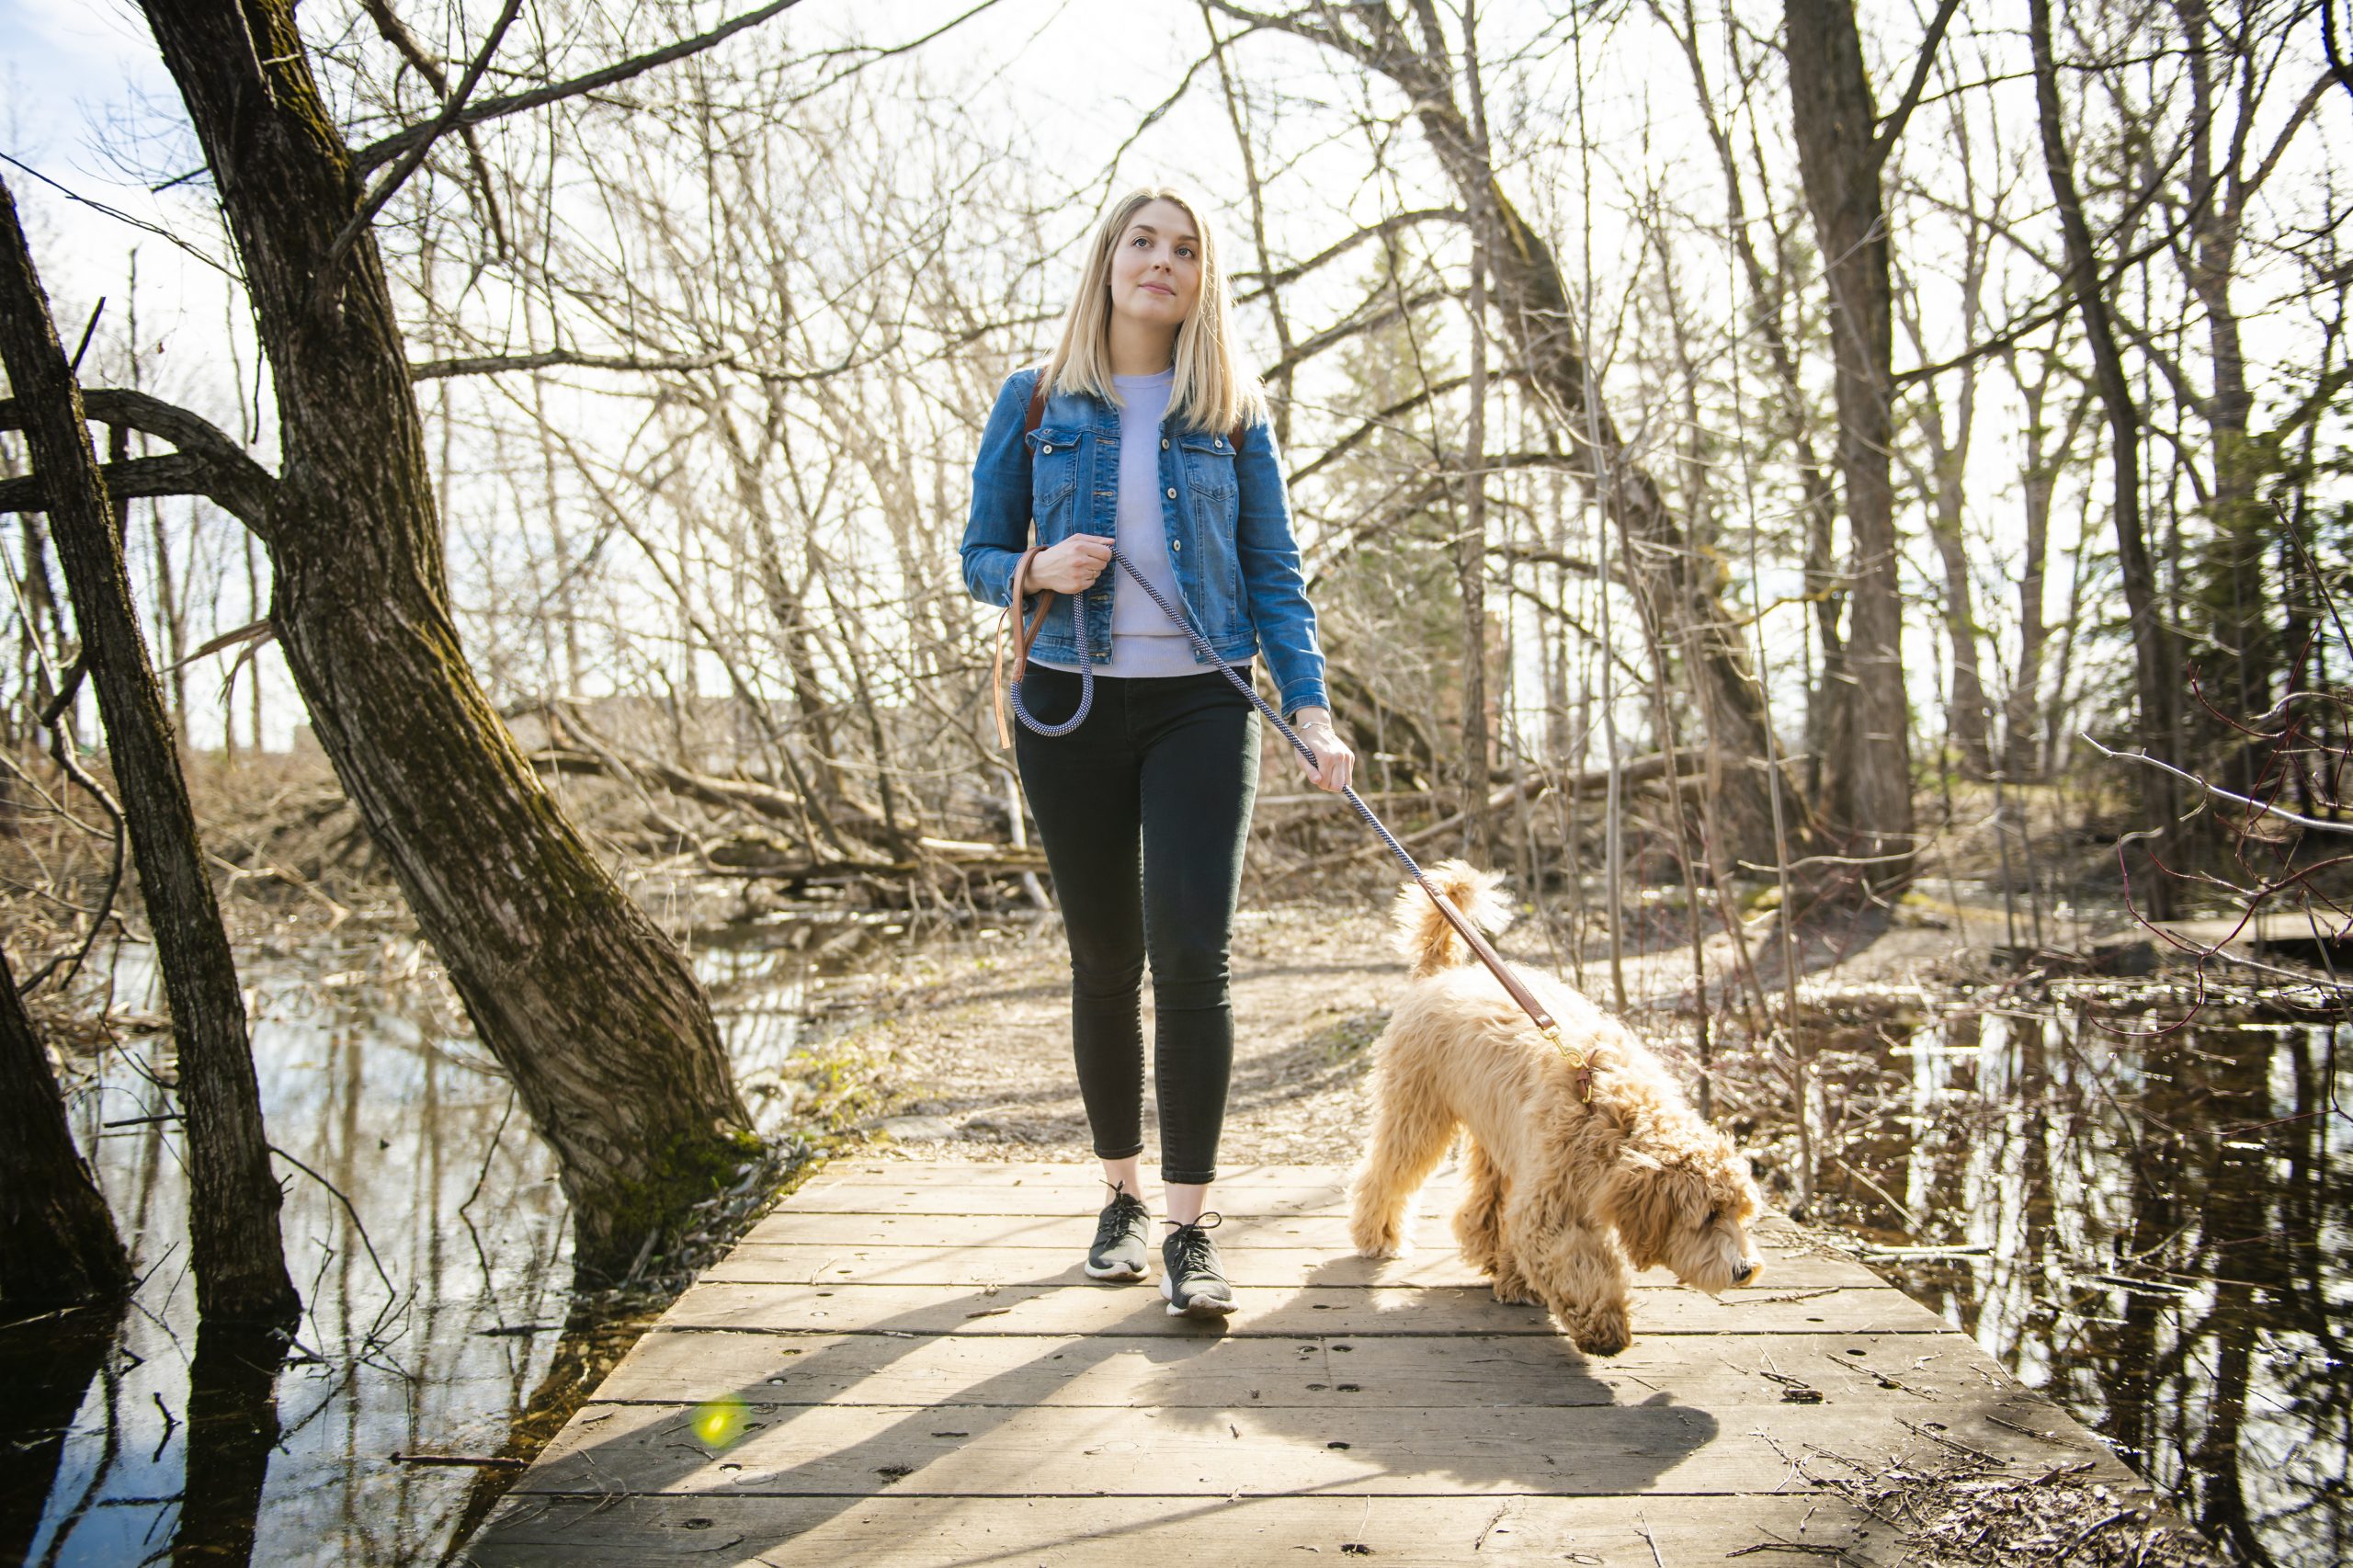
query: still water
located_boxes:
[1813,988,2351,1567]
[6,938,2347,1564]
[4,931,818,1567]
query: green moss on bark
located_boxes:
[573,1126,767,1288]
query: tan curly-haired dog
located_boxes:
[1348,861,1767,1356]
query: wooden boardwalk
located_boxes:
[463,1161,2165,1565]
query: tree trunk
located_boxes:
[1784,0,1915,879]
[2177,0,2270,792]
[0,941,131,1309]
[2029,0,2179,916]
[1458,225,1494,862]
[1925,482,1992,778]
[136,0,754,1284]
[1433,152,1784,869]
[2005,357,2075,780]
[0,176,297,1324]
[1658,0,1847,823]
[1257,6,1790,866]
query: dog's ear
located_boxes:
[1603,1154,1675,1268]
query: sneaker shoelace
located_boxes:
[1164,1211,1227,1286]
[1095,1186,1147,1251]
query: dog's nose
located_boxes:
[1732,1261,1756,1285]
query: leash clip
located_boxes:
[1543,1024,1594,1104]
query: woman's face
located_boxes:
[1106,199,1202,335]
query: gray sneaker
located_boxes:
[1160,1213,1237,1318]
[1086,1186,1152,1281]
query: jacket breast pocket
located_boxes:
[1177,432,1238,506]
[1177,433,1245,613]
[1027,426,1084,525]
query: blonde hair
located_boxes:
[1040,186,1264,434]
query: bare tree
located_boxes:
[0,176,295,1323]
[2029,0,2181,915]
[0,939,129,1308]
[1213,0,1793,866]
[1782,0,1960,874]
[34,0,787,1284]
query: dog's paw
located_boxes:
[1488,1269,1539,1306]
[1348,1214,1411,1259]
[1563,1305,1632,1358]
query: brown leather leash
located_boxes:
[987,380,1592,1101]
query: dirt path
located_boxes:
[812,893,2035,1173]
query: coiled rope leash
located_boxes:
[990,538,1591,1102]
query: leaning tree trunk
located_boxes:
[1396,107,1785,863]
[137,0,753,1283]
[1784,0,1915,880]
[0,939,131,1309]
[2030,0,2178,917]
[0,177,297,1324]
[1225,3,1796,864]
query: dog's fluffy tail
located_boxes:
[1392,859,1513,980]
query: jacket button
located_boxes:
[1040,443,1053,454]
[1171,539,1182,551]
[1161,437,1170,449]
[1165,486,1176,499]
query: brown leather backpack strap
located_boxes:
[991,377,1059,748]
[988,543,1035,744]
[1010,552,1053,677]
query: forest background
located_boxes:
[1,4,2347,1562]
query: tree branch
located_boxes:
[352,0,813,174]
[407,342,889,384]
[355,0,512,256]
[1871,0,1963,166]
[2085,735,2353,837]
[0,389,277,536]
[1233,207,1466,298]
[315,0,522,312]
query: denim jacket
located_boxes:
[961,366,1329,718]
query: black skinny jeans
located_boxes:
[1013,664,1260,1185]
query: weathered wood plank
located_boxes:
[662,1278,1953,1336]
[804,1161,1381,1185]
[461,1161,2163,1567]
[708,1241,1858,1290]
[589,1326,2013,1411]
[736,1207,1821,1253]
[462,1492,1886,1567]
[779,1184,1396,1215]
[514,1390,2118,1500]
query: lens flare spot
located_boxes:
[692,1397,748,1449]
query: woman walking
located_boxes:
[961,187,1354,1316]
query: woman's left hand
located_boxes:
[1288,707,1355,793]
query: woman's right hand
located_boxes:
[1026,534,1112,595]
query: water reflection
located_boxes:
[1817,994,2352,1566]
[0,1305,119,1564]
[5,931,819,1566]
[171,1323,287,1566]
